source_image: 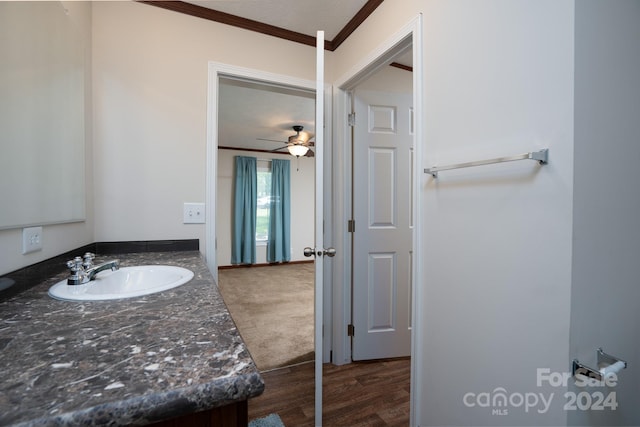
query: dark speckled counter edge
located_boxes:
[15,373,264,427]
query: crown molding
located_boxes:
[139,0,384,52]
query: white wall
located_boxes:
[0,1,94,275]
[332,1,575,425]
[216,149,314,266]
[1,0,323,275]
[419,2,574,425]
[329,0,415,82]
[569,1,640,425]
[356,64,413,93]
[91,1,322,256]
[418,0,574,426]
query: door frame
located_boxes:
[205,62,333,362]
[331,14,424,425]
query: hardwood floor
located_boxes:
[248,358,410,426]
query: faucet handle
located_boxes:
[67,257,84,272]
[82,252,95,269]
[66,257,86,286]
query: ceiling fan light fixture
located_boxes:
[288,135,300,145]
[287,144,309,157]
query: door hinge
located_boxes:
[348,112,356,127]
[347,324,355,337]
[348,219,355,233]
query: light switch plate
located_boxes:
[22,226,43,254]
[183,203,205,224]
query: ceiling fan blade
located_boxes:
[270,145,289,152]
[257,138,287,143]
[304,149,315,157]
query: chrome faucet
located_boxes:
[66,252,120,285]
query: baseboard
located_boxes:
[218,260,313,270]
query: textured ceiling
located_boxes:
[218,78,315,153]
[185,0,369,41]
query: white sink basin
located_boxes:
[48,265,194,301]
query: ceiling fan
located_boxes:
[258,125,315,157]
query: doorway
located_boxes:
[213,75,316,372]
[206,61,331,425]
[333,31,420,364]
[350,62,414,361]
[332,14,424,425]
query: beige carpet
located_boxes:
[217,263,314,371]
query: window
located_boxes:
[256,160,271,243]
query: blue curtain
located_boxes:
[231,156,257,265]
[267,159,291,263]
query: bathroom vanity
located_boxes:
[0,249,264,426]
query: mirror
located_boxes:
[0,2,86,229]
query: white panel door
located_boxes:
[352,88,413,360]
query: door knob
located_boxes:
[303,247,336,257]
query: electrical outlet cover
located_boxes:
[22,226,43,254]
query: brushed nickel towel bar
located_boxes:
[424,148,548,178]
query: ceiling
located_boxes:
[145,0,385,51]
[142,0,411,154]
[185,0,371,42]
[218,78,315,153]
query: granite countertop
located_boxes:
[0,251,264,426]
